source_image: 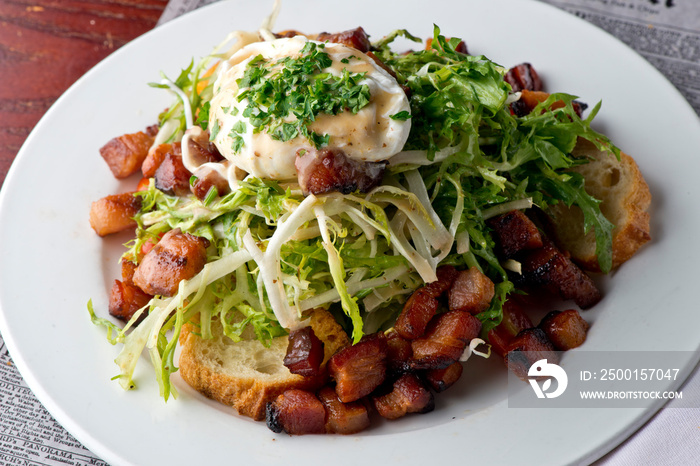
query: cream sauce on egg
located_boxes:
[204,36,411,182]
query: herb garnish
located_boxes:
[234,41,371,151]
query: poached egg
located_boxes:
[198,36,411,182]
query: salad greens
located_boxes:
[92,25,618,401]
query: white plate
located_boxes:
[1,0,699,464]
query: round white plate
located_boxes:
[1,0,699,464]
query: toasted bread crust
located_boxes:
[179,308,349,421]
[547,139,651,272]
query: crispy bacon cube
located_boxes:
[395,266,461,341]
[132,229,209,297]
[100,130,155,179]
[187,128,224,164]
[385,328,412,374]
[425,361,464,393]
[487,299,534,357]
[120,258,138,285]
[395,291,439,340]
[108,279,152,324]
[284,327,325,377]
[317,387,370,434]
[266,389,326,435]
[519,239,601,309]
[487,210,543,258]
[142,142,181,178]
[505,63,543,92]
[274,30,307,38]
[411,310,482,370]
[421,265,460,298]
[316,27,371,52]
[505,328,559,379]
[154,153,192,197]
[447,267,495,314]
[190,173,230,201]
[89,192,142,237]
[539,309,589,351]
[372,374,434,420]
[295,148,386,196]
[328,333,388,403]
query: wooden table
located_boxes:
[0,0,169,189]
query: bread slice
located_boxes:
[178,308,350,421]
[546,138,651,272]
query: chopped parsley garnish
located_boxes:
[209,119,220,140]
[227,120,247,153]
[233,42,371,152]
[195,101,210,130]
[231,136,244,153]
[231,120,247,134]
[390,110,411,121]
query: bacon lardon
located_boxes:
[317,386,370,434]
[266,389,326,435]
[395,266,460,340]
[284,327,325,377]
[487,210,543,258]
[154,153,192,197]
[295,148,386,196]
[186,130,230,200]
[395,291,439,340]
[505,63,543,92]
[519,238,601,309]
[316,27,371,53]
[142,142,181,178]
[447,267,496,315]
[108,279,152,324]
[487,299,534,357]
[372,373,434,420]
[410,310,482,370]
[328,333,388,403]
[187,128,225,165]
[100,129,155,179]
[421,265,460,298]
[539,309,589,351]
[505,328,559,379]
[385,328,413,375]
[120,258,138,285]
[274,29,307,39]
[132,229,210,297]
[89,192,142,237]
[425,361,463,393]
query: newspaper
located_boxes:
[541,0,700,115]
[1,1,698,465]
[0,339,108,466]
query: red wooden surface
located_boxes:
[0,0,168,188]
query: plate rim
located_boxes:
[2,1,700,465]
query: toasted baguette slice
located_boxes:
[546,139,651,272]
[179,308,349,421]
